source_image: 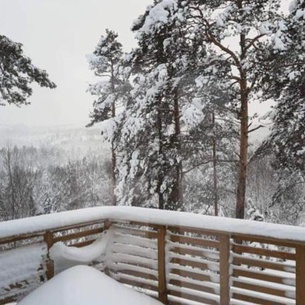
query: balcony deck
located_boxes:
[1,206,305,305]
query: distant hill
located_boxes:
[0,121,270,164]
[0,124,109,162]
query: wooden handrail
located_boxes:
[1,207,305,304]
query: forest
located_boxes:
[1,0,305,226]
[0,137,112,220]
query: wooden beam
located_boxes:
[170,235,219,249]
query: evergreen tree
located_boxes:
[164,0,281,218]
[116,2,179,210]
[265,0,305,172]
[116,1,210,210]
[0,34,56,106]
[182,82,239,216]
[87,29,130,205]
[117,1,240,213]
[260,0,305,223]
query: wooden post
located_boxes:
[43,231,54,280]
[219,235,231,305]
[103,219,112,276]
[158,226,168,304]
[296,245,305,305]
[104,219,112,230]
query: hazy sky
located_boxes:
[0,0,152,127]
[0,0,290,128]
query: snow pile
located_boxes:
[17,265,163,305]
[50,230,112,273]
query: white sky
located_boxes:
[0,0,290,128]
[0,0,152,127]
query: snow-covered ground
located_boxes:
[17,265,162,305]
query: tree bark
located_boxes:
[235,2,249,219]
[212,112,219,216]
[170,88,183,210]
[236,100,248,218]
[236,72,249,219]
[111,142,117,206]
[157,97,164,210]
[110,63,117,206]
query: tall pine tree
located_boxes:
[164,0,281,218]
[117,1,204,210]
[87,30,131,205]
[261,0,305,222]
[266,0,305,172]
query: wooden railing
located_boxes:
[1,207,305,305]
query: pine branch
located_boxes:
[245,34,266,52]
[183,158,238,175]
[248,124,264,134]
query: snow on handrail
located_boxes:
[1,206,305,244]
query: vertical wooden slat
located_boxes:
[44,231,54,280]
[296,245,305,305]
[158,225,168,304]
[219,235,231,305]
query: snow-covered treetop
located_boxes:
[87,29,123,76]
[134,0,178,38]
[86,29,131,142]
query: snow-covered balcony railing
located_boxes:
[1,207,305,305]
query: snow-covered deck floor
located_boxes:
[17,265,163,305]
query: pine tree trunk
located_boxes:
[158,175,164,210]
[169,89,183,210]
[212,112,218,216]
[157,98,164,210]
[110,65,117,206]
[236,76,248,219]
[111,142,116,206]
[235,10,249,219]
